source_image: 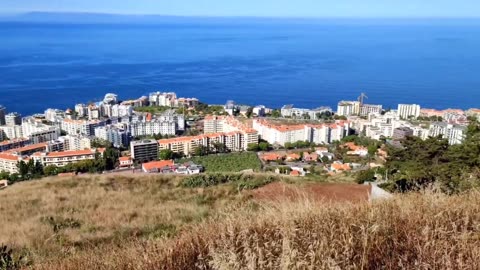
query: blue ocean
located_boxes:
[1,19,480,115]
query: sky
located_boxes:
[1,0,479,18]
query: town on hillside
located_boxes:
[0,91,478,182]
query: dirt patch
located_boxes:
[251,182,372,203]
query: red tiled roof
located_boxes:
[142,160,174,171]
[46,149,94,158]
[0,153,20,161]
[7,143,48,153]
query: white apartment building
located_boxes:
[360,104,383,117]
[33,149,100,167]
[111,104,133,118]
[94,125,131,147]
[204,115,225,134]
[337,101,361,116]
[75,104,88,118]
[149,92,177,107]
[158,130,258,156]
[253,106,266,117]
[252,119,349,146]
[44,109,65,122]
[398,104,421,119]
[281,105,333,119]
[429,122,466,145]
[62,135,92,150]
[22,117,60,144]
[128,120,176,137]
[5,113,21,126]
[61,119,106,136]
[0,153,27,173]
[0,125,23,140]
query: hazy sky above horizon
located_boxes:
[2,0,480,18]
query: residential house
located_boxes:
[285,153,301,161]
[119,156,133,168]
[142,160,175,173]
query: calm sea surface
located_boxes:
[1,20,480,115]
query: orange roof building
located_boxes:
[142,160,175,173]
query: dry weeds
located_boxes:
[2,175,480,269]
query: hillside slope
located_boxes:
[1,175,479,269]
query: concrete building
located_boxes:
[392,127,414,140]
[22,117,60,144]
[44,109,64,122]
[61,119,106,136]
[253,105,266,117]
[128,120,176,137]
[204,115,225,134]
[75,104,88,118]
[5,113,21,126]
[149,92,177,107]
[87,104,101,120]
[94,125,131,148]
[158,130,258,156]
[0,105,6,125]
[252,119,350,146]
[34,149,102,167]
[337,101,361,116]
[0,138,30,152]
[0,153,27,173]
[130,139,159,163]
[111,104,133,118]
[0,125,23,140]
[398,104,421,119]
[62,135,93,150]
[360,104,383,117]
[281,105,333,120]
[429,122,467,145]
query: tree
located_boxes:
[258,142,270,151]
[246,107,254,118]
[368,145,378,157]
[43,165,59,176]
[194,146,210,157]
[270,110,281,118]
[356,169,376,184]
[212,142,228,154]
[159,149,174,160]
[247,143,260,152]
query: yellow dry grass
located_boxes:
[2,174,480,270]
[0,174,247,267]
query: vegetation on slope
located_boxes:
[33,191,480,270]
[385,123,480,193]
[180,152,262,172]
[0,174,252,268]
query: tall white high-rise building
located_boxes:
[398,104,421,119]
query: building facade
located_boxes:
[398,104,421,119]
[130,139,159,162]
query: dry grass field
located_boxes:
[1,174,480,269]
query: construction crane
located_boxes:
[358,92,368,106]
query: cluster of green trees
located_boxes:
[416,116,443,122]
[194,103,225,115]
[284,140,316,150]
[180,152,262,173]
[247,141,271,152]
[385,123,480,193]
